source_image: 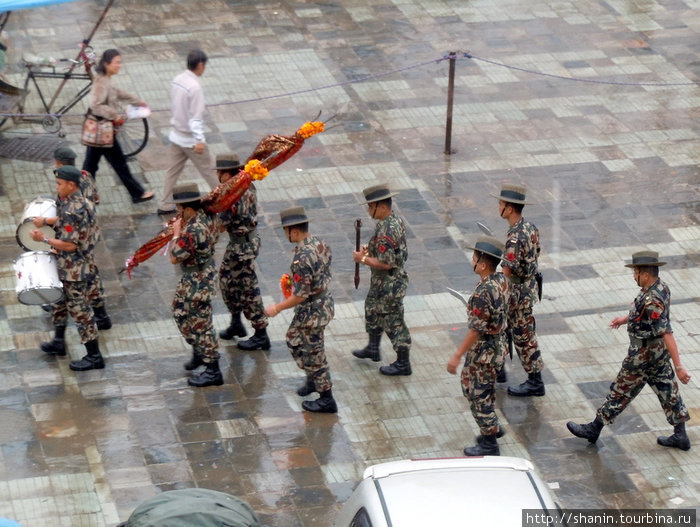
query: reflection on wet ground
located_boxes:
[0,0,698,525]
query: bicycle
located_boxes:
[0,41,148,157]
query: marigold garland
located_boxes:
[244,159,269,181]
[280,273,293,298]
[297,121,325,139]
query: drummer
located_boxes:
[29,166,106,372]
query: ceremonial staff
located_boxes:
[354,219,362,288]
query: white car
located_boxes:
[334,456,562,527]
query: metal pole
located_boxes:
[444,51,456,155]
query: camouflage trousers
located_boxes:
[508,289,542,374]
[51,280,97,344]
[461,341,504,436]
[597,340,690,426]
[219,242,267,330]
[286,323,332,393]
[173,268,219,362]
[365,294,411,354]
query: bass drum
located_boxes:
[16,196,56,251]
[14,251,63,305]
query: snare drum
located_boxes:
[16,196,57,251]
[14,251,63,305]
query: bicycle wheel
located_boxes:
[117,117,149,157]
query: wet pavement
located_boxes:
[0,0,699,525]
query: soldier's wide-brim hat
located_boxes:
[624,250,666,268]
[278,206,308,228]
[172,183,205,204]
[53,165,81,184]
[361,183,398,204]
[212,153,241,171]
[466,235,505,261]
[490,183,531,205]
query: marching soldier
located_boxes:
[264,207,337,413]
[170,183,222,387]
[447,235,510,456]
[352,183,412,376]
[30,166,105,371]
[567,251,691,450]
[215,153,270,351]
[492,183,545,396]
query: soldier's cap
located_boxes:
[490,183,531,205]
[361,183,398,204]
[624,250,666,268]
[278,206,308,228]
[53,145,77,163]
[172,183,205,204]
[466,235,505,261]
[212,153,241,171]
[53,165,81,184]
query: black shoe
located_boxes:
[219,313,247,340]
[132,192,154,204]
[69,354,105,371]
[507,372,545,396]
[464,435,499,456]
[156,208,176,215]
[296,376,316,397]
[379,360,412,376]
[184,351,204,371]
[302,397,338,414]
[566,418,603,444]
[41,339,66,356]
[237,328,270,351]
[477,427,505,444]
[657,423,690,451]
[352,346,380,362]
[188,361,224,387]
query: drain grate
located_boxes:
[0,134,66,162]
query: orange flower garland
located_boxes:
[244,159,269,181]
[280,273,293,298]
[297,121,325,139]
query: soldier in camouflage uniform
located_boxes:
[492,183,545,396]
[447,235,510,456]
[352,184,412,376]
[169,183,222,388]
[214,153,270,351]
[568,251,691,451]
[264,207,337,413]
[30,166,105,371]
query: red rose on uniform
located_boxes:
[651,311,660,320]
[473,307,481,317]
[293,273,302,282]
[379,245,387,253]
[177,239,186,248]
[506,253,515,261]
[65,225,73,233]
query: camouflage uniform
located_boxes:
[597,278,690,426]
[461,272,510,436]
[365,211,411,354]
[286,236,335,393]
[171,209,219,362]
[503,218,542,374]
[218,183,267,330]
[51,191,98,344]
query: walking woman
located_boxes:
[82,49,154,203]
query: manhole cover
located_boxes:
[0,134,65,161]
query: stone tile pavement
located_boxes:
[0,0,698,525]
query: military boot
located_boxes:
[188,360,224,387]
[41,325,67,356]
[657,422,691,451]
[184,348,204,371]
[507,371,545,397]
[219,313,247,340]
[464,434,500,456]
[496,366,507,383]
[302,389,338,413]
[566,416,604,443]
[379,349,412,376]
[296,375,316,397]
[93,305,112,331]
[477,426,505,444]
[237,327,271,351]
[69,339,105,371]
[352,330,381,362]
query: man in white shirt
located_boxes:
[158,49,219,215]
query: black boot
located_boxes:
[184,349,204,371]
[380,349,412,376]
[237,327,271,351]
[296,375,316,397]
[352,330,381,362]
[464,434,500,456]
[497,366,507,383]
[566,416,604,443]
[188,360,224,387]
[477,426,505,444]
[69,339,105,371]
[219,313,247,340]
[302,389,338,413]
[507,371,545,396]
[93,305,112,331]
[657,422,691,451]
[41,325,66,356]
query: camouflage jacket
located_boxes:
[503,218,540,300]
[54,190,97,281]
[219,183,257,239]
[468,272,510,340]
[79,169,99,205]
[172,209,218,271]
[627,278,672,340]
[290,236,334,327]
[368,211,409,291]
